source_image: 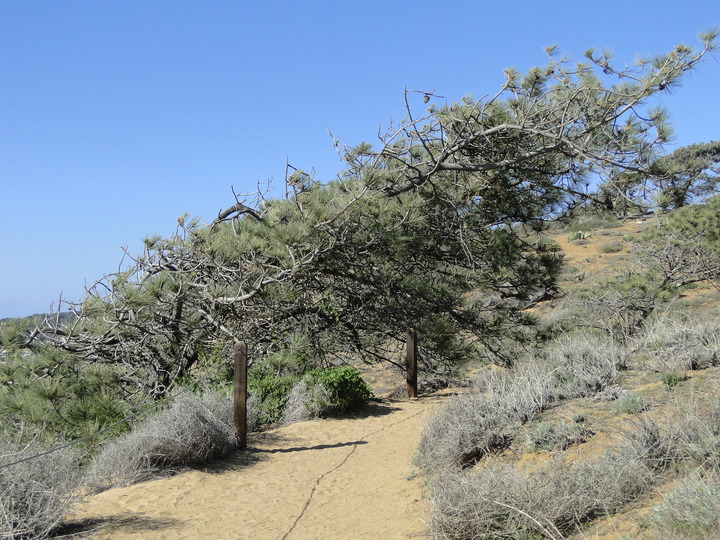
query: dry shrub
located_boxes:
[196,388,259,432]
[417,361,556,472]
[619,418,675,470]
[620,397,720,473]
[523,421,592,452]
[545,333,626,399]
[416,391,517,473]
[85,391,239,491]
[651,471,720,539]
[0,435,82,539]
[429,449,653,539]
[281,379,331,425]
[664,396,720,470]
[428,464,534,539]
[281,381,313,425]
[418,334,624,475]
[638,314,720,372]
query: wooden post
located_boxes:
[233,341,248,449]
[406,328,418,398]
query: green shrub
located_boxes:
[662,372,688,388]
[612,393,649,415]
[248,371,299,425]
[599,240,624,253]
[303,366,371,416]
[568,230,589,241]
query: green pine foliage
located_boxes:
[0,346,133,443]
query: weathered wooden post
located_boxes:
[406,328,418,398]
[233,341,248,449]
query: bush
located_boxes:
[545,333,627,399]
[523,421,592,452]
[303,366,371,415]
[418,334,624,475]
[282,366,372,425]
[85,391,238,491]
[570,272,673,341]
[635,196,720,287]
[568,230,589,241]
[652,472,720,539]
[619,418,674,470]
[664,398,720,471]
[428,449,653,539]
[661,372,688,388]
[612,393,649,415]
[0,434,82,539]
[282,379,329,425]
[599,240,624,253]
[638,314,720,372]
[418,358,558,472]
[416,389,517,474]
[248,370,299,425]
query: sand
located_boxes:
[69,395,448,539]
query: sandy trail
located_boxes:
[70,395,447,539]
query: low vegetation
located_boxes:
[418,202,720,538]
[0,434,82,539]
[422,311,720,539]
[417,333,625,474]
[651,472,720,539]
[84,392,242,491]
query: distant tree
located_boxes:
[596,140,720,215]
[635,195,720,288]
[33,33,718,397]
[650,140,720,210]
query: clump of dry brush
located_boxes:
[0,434,83,539]
[419,315,720,539]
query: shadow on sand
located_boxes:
[252,439,369,454]
[56,514,181,538]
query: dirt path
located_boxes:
[69,396,447,539]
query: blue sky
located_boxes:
[1,1,718,319]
